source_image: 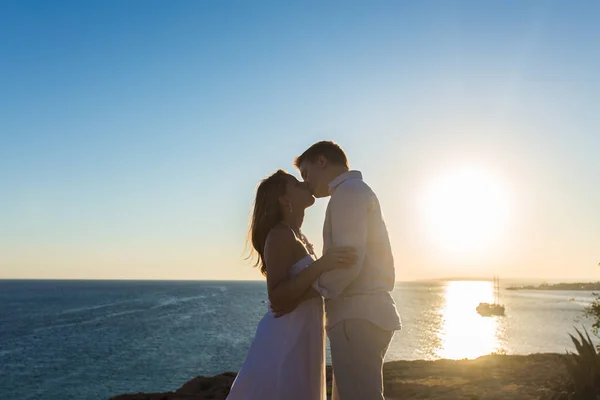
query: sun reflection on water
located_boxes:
[437,281,506,359]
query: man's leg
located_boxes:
[329,319,394,400]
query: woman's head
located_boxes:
[248,170,315,275]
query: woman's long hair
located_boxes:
[246,170,288,276]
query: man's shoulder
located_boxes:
[334,177,374,198]
[328,179,377,213]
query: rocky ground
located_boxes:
[109,353,571,400]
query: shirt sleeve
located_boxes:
[312,183,371,298]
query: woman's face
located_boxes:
[284,174,315,210]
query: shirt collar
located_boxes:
[328,170,362,195]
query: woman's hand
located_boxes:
[320,247,357,271]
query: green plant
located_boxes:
[583,293,600,337]
[564,327,600,399]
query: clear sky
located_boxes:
[1,1,598,281]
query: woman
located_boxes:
[227,170,356,400]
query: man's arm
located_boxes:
[313,184,371,298]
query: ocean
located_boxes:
[0,279,594,400]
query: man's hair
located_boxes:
[294,141,348,169]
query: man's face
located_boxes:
[299,158,329,198]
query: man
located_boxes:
[295,141,401,400]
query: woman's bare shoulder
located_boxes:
[265,225,296,254]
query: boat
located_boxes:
[477,276,505,317]
[476,302,505,316]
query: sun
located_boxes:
[421,166,511,254]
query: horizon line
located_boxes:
[1,277,598,283]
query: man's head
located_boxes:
[294,141,349,198]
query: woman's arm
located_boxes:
[265,227,328,311]
[265,227,355,312]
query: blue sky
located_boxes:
[1,1,599,280]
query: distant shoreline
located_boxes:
[506,281,600,291]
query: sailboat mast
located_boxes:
[495,276,500,304]
[493,276,498,304]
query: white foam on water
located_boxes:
[57,300,139,315]
[151,294,207,309]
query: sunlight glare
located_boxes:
[421,167,510,254]
[438,281,505,359]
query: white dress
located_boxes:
[227,254,326,400]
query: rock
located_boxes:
[108,372,237,400]
[175,372,237,398]
[110,354,571,400]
